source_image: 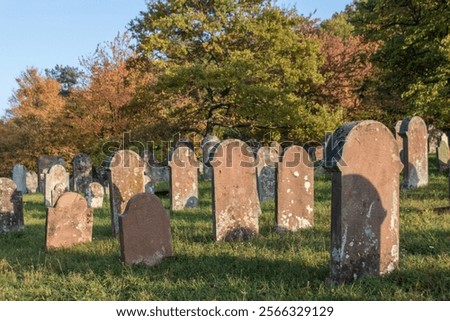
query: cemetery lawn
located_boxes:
[0,157,448,301]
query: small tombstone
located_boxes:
[427,124,440,154]
[25,171,38,193]
[119,193,173,266]
[169,146,198,210]
[86,182,104,208]
[38,155,66,193]
[399,116,428,189]
[256,146,279,201]
[324,120,403,283]
[211,139,261,241]
[436,135,449,171]
[72,153,93,193]
[0,178,24,233]
[108,150,145,237]
[201,135,220,180]
[45,192,93,250]
[44,164,69,207]
[12,164,27,194]
[276,145,314,232]
[149,165,170,184]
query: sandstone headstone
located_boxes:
[119,192,173,266]
[0,178,24,233]
[38,155,66,193]
[12,164,27,194]
[211,139,261,241]
[169,146,198,210]
[44,164,69,207]
[276,145,314,232]
[72,153,93,193]
[256,146,279,201]
[399,116,428,189]
[201,135,220,180]
[45,192,93,250]
[25,171,38,193]
[108,150,145,237]
[324,120,403,283]
[436,136,449,171]
[86,182,104,208]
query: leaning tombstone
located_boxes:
[324,120,403,283]
[436,134,449,171]
[276,145,314,232]
[108,150,145,237]
[211,139,261,241]
[399,116,428,189]
[0,178,24,233]
[169,146,198,211]
[25,171,38,193]
[44,164,69,207]
[12,164,27,194]
[119,193,173,266]
[86,182,104,208]
[201,135,220,180]
[72,153,93,193]
[45,192,93,250]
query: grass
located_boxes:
[0,155,448,301]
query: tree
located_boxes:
[45,64,84,97]
[130,0,343,141]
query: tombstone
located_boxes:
[276,145,314,232]
[394,120,404,165]
[25,171,38,193]
[399,116,428,189]
[85,182,104,208]
[51,183,67,207]
[436,135,449,171]
[144,175,154,194]
[72,153,93,193]
[44,164,69,207]
[108,150,145,237]
[38,155,66,193]
[119,193,173,266]
[256,146,279,201]
[201,135,220,180]
[12,164,27,194]
[45,192,94,250]
[211,139,261,241]
[169,146,198,210]
[324,120,403,283]
[0,178,24,233]
[150,166,170,184]
[427,124,440,154]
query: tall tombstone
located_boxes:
[256,146,279,201]
[12,164,27,194]
[119,193,173,266]
[324,120,403,283]
[0,178,24,233]
[169,146,198,211]
[276,145,314,232]
[25,171,38,193]
[44,164,69,207]
[399,116,428,189]
[45,192,93,250]
[211,139,261,241]
[108,150,145,237]
[38,155,66,193]
[436,134,449,171]
[72,153,93,193]
[201,135,220,180]
[86,182,104,208]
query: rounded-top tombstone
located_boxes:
[0,178,24,233]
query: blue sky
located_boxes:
[0,0,351,115]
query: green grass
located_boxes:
[0,155,448,300]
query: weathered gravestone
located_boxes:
[86,182,104,208]
[108,150,145,237]
[201,135,220,180]
[25,171,38,193]
[211,139,261,241]
[399,116,428,189]
[324,120,403,283]
[436,134,449,171]
[0,178,24,233]
[38,155,66,193]
[12,164,27,194]
[44,164,69,207]
[394,120,404,166]
[256,146,279,201]
[276,145,314,232]
[169,146,198,211]
[119,192,173,266]
[72,153,93,193]
[45,192,93,250]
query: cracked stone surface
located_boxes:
[0,178,24,234]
